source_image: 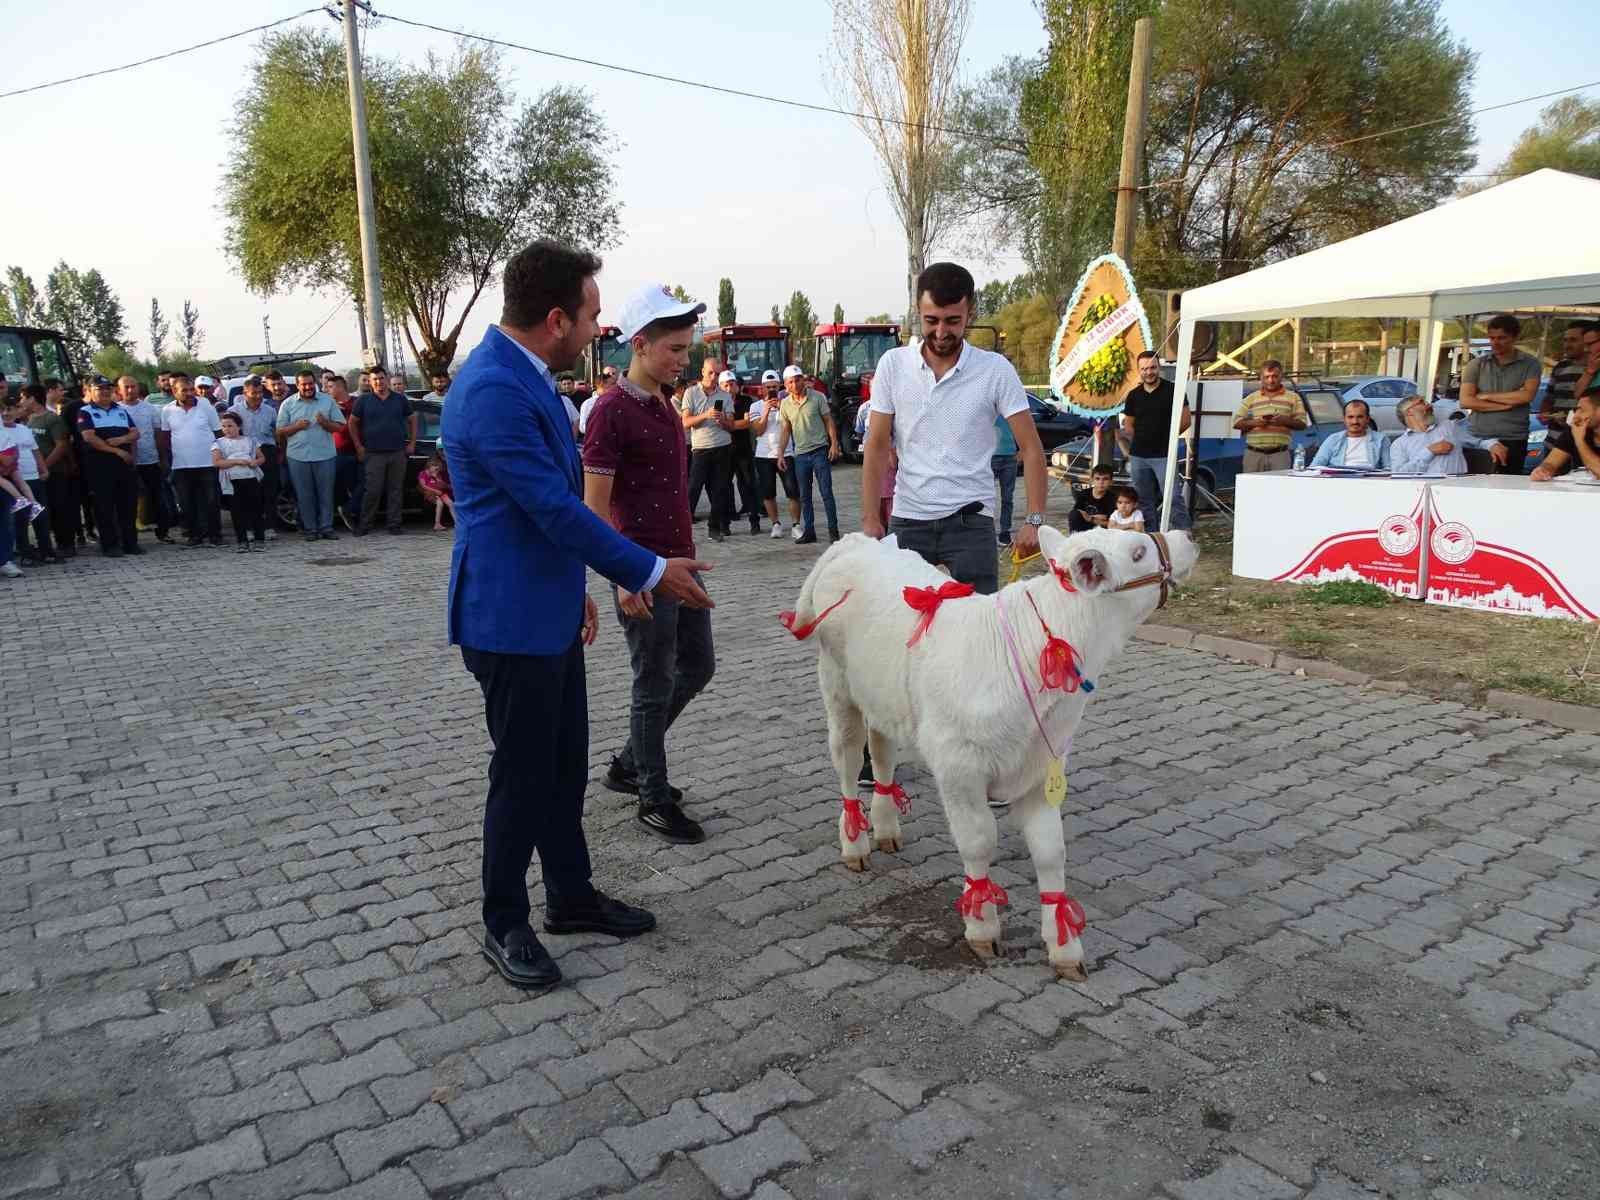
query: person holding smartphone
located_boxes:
[680,359,735,542]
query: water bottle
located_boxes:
[1292,444,1306,472]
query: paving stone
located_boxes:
[700,1068,817,1135]
[259,1088,385,1162]
[189,1071,311,1140]
[1161,1154,1300,1200]
[921,975,1023,1025]
[208,1142,348,1200]
[271,989,373,1039]
[444,1066,561,1132]
[543,1036,657,1097]
[410,1122,541,1192]
[299,1038,416,1103]
[603,1097,731,1177]
[306,1167,428,1200]
[887,1096,987,1169]
[690,1117,813,1198]
[368,1055,490,1118]
[333,1102,459,1181]
[500,1138,632,1200]
[473,1023,582,1082]
[332,998,438,1053]
[106,1003,214,1043]
[45,988,151,1033]
[519,1079,643,1159]
[134,1127,266,1200]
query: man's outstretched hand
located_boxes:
[658,559,715,608]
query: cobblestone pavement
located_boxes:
[4,468,1599,1200]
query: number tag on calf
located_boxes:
[1045,758,1068,809]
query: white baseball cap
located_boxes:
[195,375,217,387]
[761,369,780,383]
[613,283,706,342]
[717,370,736,385]
[781,365,804,381]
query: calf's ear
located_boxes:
[1068,548,1112,593]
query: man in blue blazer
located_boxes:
[443,240,713,990]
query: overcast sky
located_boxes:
[1,1,1591,373]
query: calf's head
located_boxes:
[1036,525,1198,617]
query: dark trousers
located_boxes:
[13,483,53,559]
[135,463,171,538]
[45,473,79,551]
[462,642,595,939]
[890,511,1000,594]
[334,452,363,522]
[172,467,220,543]
[81,453,138,552]
[730,450,759,525]
[793,446,839,536]
[687,445,733,533]
[613,585,716,809]
[260,451,284,529]
[228,478,266,543]
[991,454,1018,533]
[360,449,406,531]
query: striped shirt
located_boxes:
[1547,357,1583,412]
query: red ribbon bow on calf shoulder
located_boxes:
[903,581,975,647]
[1039,891,1087,946]
[957,876,1010,919]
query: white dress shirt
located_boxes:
[867,341,1029,520]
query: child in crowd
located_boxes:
[1068,463,1117,532]
[1107,485,1145,532]
[211,411,266,552]
[418,449,453,530]
[0,438,44,520]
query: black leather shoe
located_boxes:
[482,927,560,989]
[795,531,818,545]
[601,763,682,803]
[546,890,657,938]
[637,802,706,845]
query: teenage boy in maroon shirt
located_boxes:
[582,284,712,845]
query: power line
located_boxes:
[289,298,347,352]
[0,9,324,100]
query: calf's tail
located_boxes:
[779,536,863,641]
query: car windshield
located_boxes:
[1298,389,1344,427]
[596,335,631,375]
[721,338,787,379]
[839,333,898,377]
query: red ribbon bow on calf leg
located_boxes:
[1039,892,1087,946]
[873,782,911,815]
[957,876,1010,919]
[840,797,871,842]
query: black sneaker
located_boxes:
[482,927,560,989]
[320,530,340,540]
[749,521,761,535]
[545,891,657,938]
[602,763,683,803]
[828,528,841,542]
[709,529,725,543]
[637,802,705,844]
[795,531,818,545]
[124,545,145,556]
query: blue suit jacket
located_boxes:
[442,326,657,655]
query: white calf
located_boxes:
[781,525,1198,978]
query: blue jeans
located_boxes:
[287,457,337,534]
[613,581,715,809]
[0,489,13,565]
[793,447,838,536]
[991,455,1018,533]
[1128,454,1189,531]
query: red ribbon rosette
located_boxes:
[903,581,975,647]
[1039,891,1087,946]
[840,797,870,842]
[956,875,1010,919]
[873,781,912,815]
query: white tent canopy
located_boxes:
[1159,169,1600,527]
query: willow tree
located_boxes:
[831,0,971,323]
[225,29,620,375]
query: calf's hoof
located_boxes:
[875,836,901,853]
[1054,961,1089,982]
[966,938,1002,962]
[843,854,869,872]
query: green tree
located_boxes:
[832,302,845,324]
[669,285,696,304]
[92,344,158,392]
[992,293,1060,382]
[225,29,619,376]
[863,311,894,324]
[717,278,736,326]
[148,299,171,360]
[1477,97,1600,183]
[783,290,819,368]
[3,267,44,325]
[44,261,128,366]
[179,300,203,356]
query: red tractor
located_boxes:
[701,324,790,386]
[812,322,901,459]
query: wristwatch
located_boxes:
[1024,512,1045,527]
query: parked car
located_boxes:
[1025,391,1095,453]
[274,397,442,530]
[1318,376,1417,431]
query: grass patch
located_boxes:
[1298,581,1393,608]
[1285,626,1337,647]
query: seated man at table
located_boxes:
[1391,394,1507,476]
[1310,398,1390,469]
[1531,387,1600,481]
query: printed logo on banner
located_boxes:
[1430,521,1476,566]
[1378,514,1419,556]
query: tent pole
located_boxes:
[1160,321,1196,533]
[1291,318,1301,375]
[1418,317,1445,401]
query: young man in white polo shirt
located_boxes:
[861,261,1046,595]
[162,371,224,546]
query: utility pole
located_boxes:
[262,316,272,355]
[341,0,385,370]
[1111,17,1154,266]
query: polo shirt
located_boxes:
[120,399,162,465]
[228,398,279,452]
[780,389,833,457]
[351,390,414,452]
[76,402,136,458]
[1233,389,1305,452]
[682,384,732,451]
[162,401,223,470]
[275,394,341,462]
[27,410,69,464]
[867,342,1029,521]
[581,380,694,560]
[1462,350,1540,439]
